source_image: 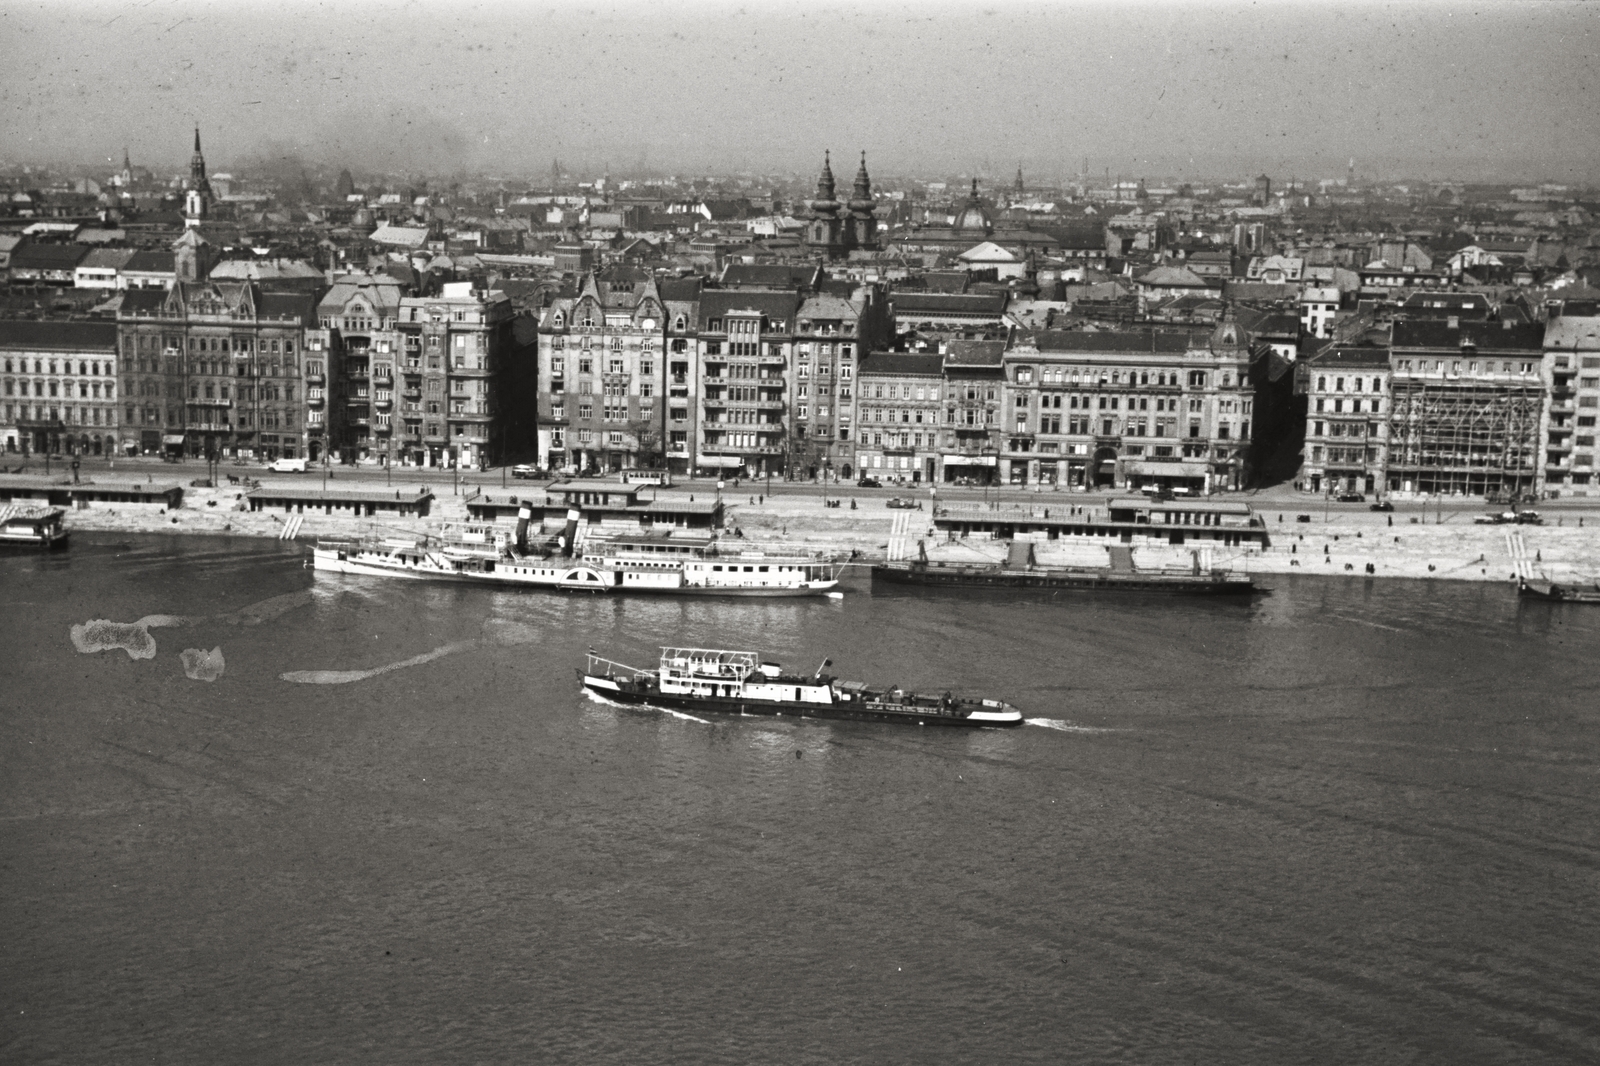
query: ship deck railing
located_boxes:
[660,647,758,679]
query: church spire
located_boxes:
[185,126,211,226]
[815,150,836,202]
[852,151,872,202]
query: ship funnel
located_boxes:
[561,507,581,557]
[515,502,533,555]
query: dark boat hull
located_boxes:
[580,674,1019,728]
[870,563,1255,595]
[1519,579,1600,603]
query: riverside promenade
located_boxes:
[21,455,1600,586]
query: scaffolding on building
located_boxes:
[1386,381,1542,496]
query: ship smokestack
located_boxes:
[561,508,581,557]
[515,502,532,555]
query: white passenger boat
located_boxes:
[310,508,840,597]
[580,646,1023,728]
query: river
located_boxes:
[2,533,1597,1064]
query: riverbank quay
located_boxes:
[47,481,1600,586]
[32,457,1600,585]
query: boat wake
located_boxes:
[582,688,711,724]
[1025,718,1123,733]
[280,640,477,684]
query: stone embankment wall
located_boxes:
[55,485,1600,585]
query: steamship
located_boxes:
[309,502,841,596]
[581,647,1024,727]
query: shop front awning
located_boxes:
[1122,460,1210,477]
[162,434,186,445]
[695,455,744,469]
[942,455,997,466]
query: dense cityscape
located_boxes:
[3,134,1598,502]
[5,3,1600,1061]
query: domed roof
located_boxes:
[954,178,992,234]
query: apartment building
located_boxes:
[1296,346,1391,495]
[0,321,119,456]
[695,289,797,478]
[309,274,405,464]
[999,316,1255,492]
[1386,318,1545,496]
[853,351,945,482]
[939,340,1006,484]
[397,283,515,470]
[116,281,314,460]
[537,274,667,474]
[1543,308,1600,496]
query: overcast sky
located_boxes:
[1,0,1595,184]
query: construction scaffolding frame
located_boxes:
[1386,381,1543,496]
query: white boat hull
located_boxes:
[310,547,838,597]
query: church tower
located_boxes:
[805,151,846,259]
[120,147,133,188]
[847,152,878,252]
[184,127,213,227]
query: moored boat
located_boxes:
[1518,577,1600,603]
[872,541,1256,596]
[311,503,840,597]
[0,505,69,550]
[580,647,1023,727]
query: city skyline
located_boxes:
[2,0,1596,185]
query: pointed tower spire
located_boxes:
[194,126,202,154]
[815,150,836,202]
[852,151,872,202]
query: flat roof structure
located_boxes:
[0,474,184,507]
[245,487,433,517]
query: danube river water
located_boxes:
[3,534,1598,1065]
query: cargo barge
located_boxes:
[872,541,1256,596]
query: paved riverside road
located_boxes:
[21,453,1600,531]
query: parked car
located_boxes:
[512,464,538,479]
[1336,492,1366,503]
[1474,511,1517,525]
[267,457,307,473]
[1370,501,1395,512]
[1515,510,1544,525]
[857,476,882,488]
[885,497,921,509]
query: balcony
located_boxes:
[402,389,422,401]
[304,373,325,384]
[189,397,233,407]
[374,397,393,409]
[450,364,492,378]
[307,395,325,407]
